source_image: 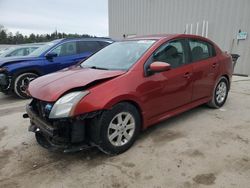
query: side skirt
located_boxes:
[144,97,211,129]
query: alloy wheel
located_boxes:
[107,112,135,147]
[215,81,227,104]
[19,75,37,92]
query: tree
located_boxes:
[0,30,7,44]
[0,25,95,44]
[29,33,36,42]
[7,32,13,44]
[58,32,63,39]
[0,25,4,31]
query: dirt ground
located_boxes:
[0,76,250,188]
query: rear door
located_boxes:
[77,41,103,61]
[188,39,219,101]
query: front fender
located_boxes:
[6,62,44,76]
[73,93,144,117]
[103,94,144,111]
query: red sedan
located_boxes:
[25,34,233,154]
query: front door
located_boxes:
[47,41,81,72]
[143,39,193,119]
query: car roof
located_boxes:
[60,37,114,42]
[20,42,47,46]
[12,45,41,49]
[126,34,211,41]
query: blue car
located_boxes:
[0,38,113,98]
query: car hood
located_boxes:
[0,56,42,67]
[28,67,126,102]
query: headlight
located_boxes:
[49,91,89,119]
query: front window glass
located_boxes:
[153,40,185,68]
[28,39,62,57]
[51,41,77,56]
[81,40,155,70]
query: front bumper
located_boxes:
[0,73,8,85]
[0,73,11,92]
[26,105,56,137]
[25,105,92,152]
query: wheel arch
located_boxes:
[10,68,42,89]
[120,100,144,129]
[86,98,144,148]
[104,97,145,129]
[12,68,42,78]
[221,74,230,90]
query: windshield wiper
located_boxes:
[87,66,109,70]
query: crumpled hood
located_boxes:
[0,56,43,67]
[28,66,125,102]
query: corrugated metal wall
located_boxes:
[109,0,250,75]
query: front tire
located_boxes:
[14,72,38,99]
[35,132,53,150]
[207,76,229,108]
[97,103,141,155]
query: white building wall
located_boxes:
[109,0,250,75]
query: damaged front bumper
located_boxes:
[24,105,94,153]
[0,73,11,93]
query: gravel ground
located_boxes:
[0,76,250,188]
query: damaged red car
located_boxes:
[24,34,233,155]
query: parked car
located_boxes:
[0,44,44,58]
[0,38,113,98]
[0,47,11,56]
[24,34,233,155]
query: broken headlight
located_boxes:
[49,91,89,119]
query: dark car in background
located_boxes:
[0,38,113,98]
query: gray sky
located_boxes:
[0,0,108,36]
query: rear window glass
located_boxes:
[98,41,111,47]
[78,41,102,53]
[189,39,215,62]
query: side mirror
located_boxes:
[149,61,171,73]
[45,52,58,59]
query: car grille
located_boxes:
[30,99,73,141]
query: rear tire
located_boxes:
[96,102,141,155]
[207,76,229,108]
[14,72,38,99]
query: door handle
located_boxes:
[183,72,192,78]
[212,63,218,68]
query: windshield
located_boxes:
[28,40,61,57]
[81,40,156,70]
